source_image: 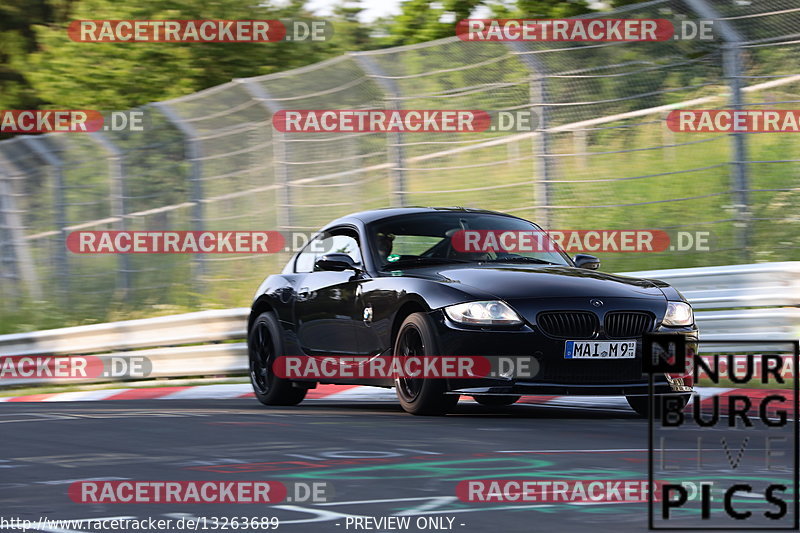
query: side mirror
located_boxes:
[574,254,600,270]
[315,253,359,272]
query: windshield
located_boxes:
[367,212,572,269]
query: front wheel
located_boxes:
[627,394,689,418]
[394,313,459,415]
[248,311,307,406]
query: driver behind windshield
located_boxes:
[375,232,395,262]
[369,212,569,269]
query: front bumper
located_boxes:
[429,309,697,396]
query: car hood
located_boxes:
[400,264,667,301]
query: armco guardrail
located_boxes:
[0,262,798,388]
[621,261,800,352]
[0,309,249,388]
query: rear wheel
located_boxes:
[627,394,689,418]
[248,311,307,406]
[474,395,520,407]
[394,313,459,415]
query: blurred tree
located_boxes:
[381,0,597,46]
[0,0,60,110]
[25,0,367,109]
[486,0,593,18]
[515,0,592,17]
[5,0,603,112]
[384,0,486,45]
[329,1,375,51]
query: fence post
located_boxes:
[0,152,41,300]
[90,132,131,297]
[151,102,207,284]
[723,44,750,260]
[506,42,552,229]
[0,176,20,300]
[19,136,69,299]
[235,79,294,231]
[684,0,750,261]
[351,53,407,207]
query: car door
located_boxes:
[292,228,363,356]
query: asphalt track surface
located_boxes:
[0,396,795,533]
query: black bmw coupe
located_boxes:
[247,207,696,415]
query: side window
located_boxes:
[294,229,361,273]
[294,239,319,273]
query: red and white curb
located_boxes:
[0,383,396,403]
[0,385,790,412]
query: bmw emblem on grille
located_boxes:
[590,299,603,307]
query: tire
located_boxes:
[474,395,520,407]
[627,394,689,418]
[394,312,460,415]
[248,311,307,406]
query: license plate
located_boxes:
[564,340,636,359]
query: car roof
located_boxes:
[323,206,522,229]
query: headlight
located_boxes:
[444,301,523,326]
[663,301,694,326]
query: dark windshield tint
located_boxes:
[367,212,571,269]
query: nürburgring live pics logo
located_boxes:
[645,334,799,530]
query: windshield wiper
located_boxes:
[489,256,559,265]
[381,257,471,270]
